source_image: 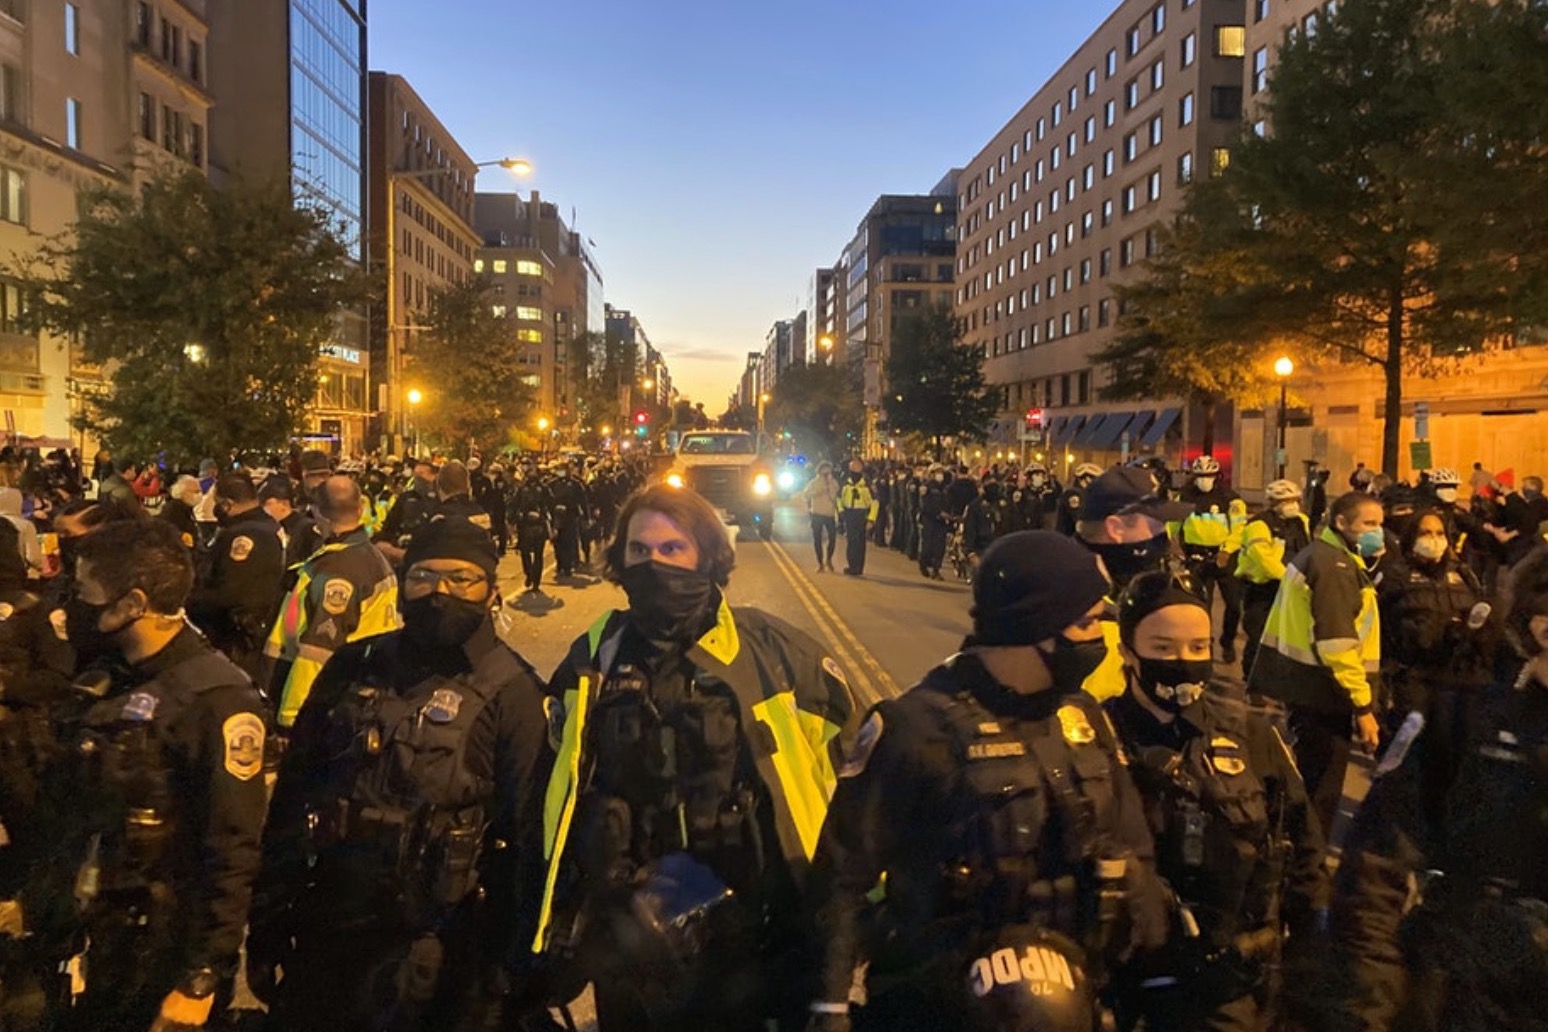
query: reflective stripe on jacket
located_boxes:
[1178,492,1248,552]
[1236,512,1311,585]
[839,482,878,521]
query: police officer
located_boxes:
[1025,463,1059,530]
[186,474,286,682]
[1177,456,1248,665]
[806,531,1166,1031]
[1056,463,1103,536]
[432,460,494,533]
[508,470,553,595]
[375,457,438,568]
[265,475,401,730]
[258,473,322,569]
[1329,545,1548,1031]
[1235,480,1311,679]
[1105,571,1326,1031]
[917,465,950,579]
[838,460,877,577]
[534,483,855,1030]
[43,519,266,1030]
[546,461,589,578]
[250,517,553,1032]
[962,474,1011,560]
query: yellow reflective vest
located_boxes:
[1176,489,1248,553]
[532,601,856,953]
[264,528,401,727]
[839,480,878,521]
[1236,512,1312,585]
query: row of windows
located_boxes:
[132,3,205,85]
[136,94,204,167]
[1005,373,1092,412]
[399,191,474,263]
[472,257,544,277]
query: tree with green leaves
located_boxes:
[15,170,368,468]
[414,276,535,452]
[766,360,862,462]
[1108,0,1548,472]
[883,304,999,457]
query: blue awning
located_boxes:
[1046,415,1069,441]
[1125,410,1157,443]
[1140,407,1182,447]
[1056,414,1088,445]
[1072,414,1107,446]
[1088,411,1137,448]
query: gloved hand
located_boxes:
[147,988,213,1031]
[244,912,290,1007]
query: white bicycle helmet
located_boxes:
[1074,462,1103,480]
[1191,455,1221,476]
[1428,467,1461,488]
[1264,479,1302,502]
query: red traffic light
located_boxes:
[634,410,649,425]
[1024,407,1044,429]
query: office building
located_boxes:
[957,0,1245,473]
[209,0,370,453]
[605,304,656,425]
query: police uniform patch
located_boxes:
[424,688,463,724]
[49,608,68,641]
[821,656,849,688]
[1057,704,1095,746]
[229,536,254,562]
[1374,710,1425,777]
[222,713,265,781]
[321,578,354,615]
[840,712,884,778]
[1209,735,1246,776]
[121,691,159,722]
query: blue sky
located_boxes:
[369,1,1112,407]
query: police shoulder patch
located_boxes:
[229,536,254,562]
[840,711,884,779]
[424,688,463,724]
[1058,704,1096,746]
[321,578,354,615]
[222,712,265,781]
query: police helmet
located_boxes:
[1025,462,1048,475]
[960,926,1096,1032]
[1264,479,1302,502]
[1190,455,1221,477]
[1073,462,1103,481]
[1429,466,1461,488]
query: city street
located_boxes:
[495,501,973,702]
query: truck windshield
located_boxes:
[679,434,755,455]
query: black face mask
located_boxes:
[619,561,718,644]
[64,593,123,662]
[1133,657,1213,713]
[401,594,488,652]
[1091,533,1169,587]
[1036,634,1109,690]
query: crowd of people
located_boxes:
[0,437,1540,1032]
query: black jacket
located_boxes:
[187,509,287,679]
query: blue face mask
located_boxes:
[1355,528,1385,559]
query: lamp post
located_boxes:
[406,388,423,459]
[537,416,550,456]
[757,391,771,443]
[1274,356,1294,480]
[384,157,530,450]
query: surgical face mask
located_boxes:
[401,594,488,651]
[933,474,945,483]
[1274,501,1301,520]
[1194,477,1216,494]
[1348,527,1385,559]
[619,561,718,643]
[1037,634,1109,690]
[1030,474,1046,487]
[1435,487,1458,504]
[1133,657,1213,713]
[1411,535,1448,563]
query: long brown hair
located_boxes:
[603,483,737,587]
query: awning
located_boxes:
[1072,414,1107,446]
[1086,411,1134,448]
[1055,414,1087,445]
[1125,410,1156,443]
[1046,415,1069,441]
[1140,407,1182,447]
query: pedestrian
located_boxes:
[160,475,203,550]
[265,475,401,730]
[98,455,143,511]
[546,460,589,578]
[1177,456,1248,664]
[0,486,39,579]
[250,516,553,1032]
[838,460,877,576]
[186,474,287,682]
[802,461,840,572]
[1249,490,1384,830]
[533,483,855,1030]
[375,457,438,568]
[1104,570,1326,1031]
[806,530,1167,1031]
[1235,479,1311,679]
[507,469,553,594]
[40,519,267,1031]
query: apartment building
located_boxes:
[957,0,1246,473]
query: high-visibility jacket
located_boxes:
[1175,487,1248,554]
[1082,615,1126,702]
[1250,527,1381,714]
[1236,511,1312,585]
[531,600,856,953]
[264,528,401,727]
[839,480,878,521]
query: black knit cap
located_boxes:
[402,515,499,580]
[972,531,1110,647]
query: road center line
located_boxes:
[760,534,882,706]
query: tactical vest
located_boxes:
[73,652,252,903]
[911,673,1126,944]
[1120,696,1280,945]
[304,646,504,929]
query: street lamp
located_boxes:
[1274,356,1294,480]
[536,415,551,456]
[406,388,424,458]
[818,335,834,365]
[757,391,771,443]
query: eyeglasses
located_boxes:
[403,568,489,597]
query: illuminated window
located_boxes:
[1215,25,1246,57]
[516,328,543,343]
[491,305,507,318]
[492,259,508,274]
[473,258,484,273]
[516,259,543,276]
[515,305,543,321]
[1211,147,1232,176]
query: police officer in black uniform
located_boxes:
[546,462,589,578]
[41,519,267,1031]
[1104,571,1326,1031]
[917,466,950,580]
[432,461,494,534]
[508,471,552,594]
[1057,464,1103,537]
[259,473,322,569]
[187,474,287,681]
[807,531,1167,1031]
[376,457,439,568]
[249,517,553,1032]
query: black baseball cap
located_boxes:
[1079,466,1192,522]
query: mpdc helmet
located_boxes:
[1429,467,1461,488]
[1073,463,1103,482]
[1190,455,1221,477]
[960,926,1096,1032]
[1264,479,1302,502]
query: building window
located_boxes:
[1254,0,1270,21]
[1104,149,1115,177]
[0,167,24,226]
[132,2,151,46]
[1211,86,1244,120]
[1098,298,1112,327]
[1121,237,1136,267]
[189,39,202,84]
[162,104,184,155]
[1182,31,1196,67]
[1102,199,1114,227]
[1106,48,1118,77]
[1152,3,1165,34]
[1151,58,1164,91]
[1252,47,1269,93]
[1086,68,1098,95]
[1180,92,1195,126]
[1150,114,1164,146]
[1104,99,1116,127]
[515,305,543,321]
[1179,151,1194,183]
[1100,249,1112,276]
[65,99,81,149]
[491,305,507,318]
[492,259,508,274]
[1084,116,1096,143]
[189,123,202,167]
[473,258,484,273]
[1215,25,1247,57]
[64,3,80,55]
[1211,147,1232,176]
[138,93,155,140]
[1126,79,1140,110]
[516,259,543,276]
[1079,306,1091,333]
[1123,133,1137,163]
[1127,25,1142,56]
[1148,169,1163,201]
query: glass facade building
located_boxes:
[289,0,365,260]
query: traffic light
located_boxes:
[634,410,649,437]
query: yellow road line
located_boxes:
[761,534,883,706]
[764,534,900,705]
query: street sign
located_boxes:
[1409,440,1433,470]
[1414,401,1430,442]
[1019,429,1044,444]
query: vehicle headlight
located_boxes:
[752,473,772,497]
[777,470,796,490]
[666,473,685,489]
